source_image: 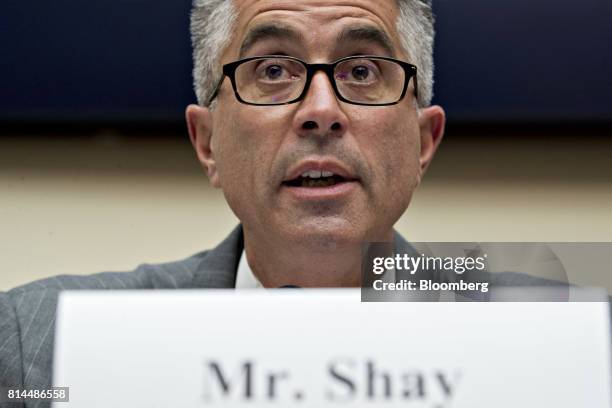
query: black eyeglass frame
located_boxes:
[206,55,418,107]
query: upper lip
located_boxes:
[283,159,359,183]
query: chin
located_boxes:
[282,216,369,250]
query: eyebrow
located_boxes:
[336,25,396,57]
[239,23,303,58]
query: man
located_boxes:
[187,0,444,287]
[1,0,441,404]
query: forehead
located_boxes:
[226,0,402,58]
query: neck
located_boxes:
[242,226,394,288]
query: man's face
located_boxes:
[189,0,444,249]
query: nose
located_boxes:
[292,71,349,139]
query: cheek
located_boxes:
[213,109,259,218]
[213,106,290,214]
[215,115,252,185]
[367,116,421,203]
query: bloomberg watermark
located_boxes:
[361,242,611,302]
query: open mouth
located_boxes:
[283,171,351,188]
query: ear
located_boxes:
[417,105,446,176]
[186,104,221,188]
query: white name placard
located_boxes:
[53,290,611,407]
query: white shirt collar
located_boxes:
[235,250,264,289]
[235,250,395,288]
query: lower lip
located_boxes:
[281,181,359,200]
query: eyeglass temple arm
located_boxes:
[205,75,226,106]
[412,68,419,100]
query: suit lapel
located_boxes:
[191,224,244,288]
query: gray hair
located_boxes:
[190,0,435,108]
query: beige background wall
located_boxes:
[1,126,611,291]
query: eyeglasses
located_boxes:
[207,55,418,107]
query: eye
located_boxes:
[336,59,381,84]
[254,59,300,82]
[351,66,370,81]
[265,65,284,80]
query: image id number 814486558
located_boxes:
[0,387,70,403]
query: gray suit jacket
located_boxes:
[0,225,608,407]
[0,225,244,408]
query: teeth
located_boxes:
[300,170,335,179]
[301,170,322,179]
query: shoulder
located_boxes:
[0,249,212,392]
[0,224,244,392]
[9,250,211,296]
